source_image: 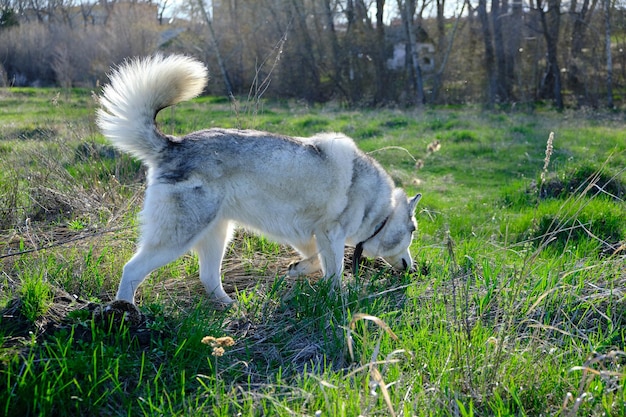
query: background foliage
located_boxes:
[1,0,626,108]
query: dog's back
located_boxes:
[151,127,387,243]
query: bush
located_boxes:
[540,163,626,201]
[505,198,626,250]
[0,4,162,87]
[501,163,626,209]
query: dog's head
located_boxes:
[362,190,421,272]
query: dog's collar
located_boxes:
[352,217,388,276]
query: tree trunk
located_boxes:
[431,0,446,102]
[374,0,387,103]
[567,0,598,103]
[400,0,425,106]
[197,0,233,95]
[289,0,322,102]
[322,0,347,100]
[506,0,523,100]
[432,0,466,103]
[538,0,563,109]
[477,0,497,107]
[604,0,613,108]
[491,0,509,101]
[345,0,358,102]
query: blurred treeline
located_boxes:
[1,0,625,109]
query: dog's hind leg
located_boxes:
[288,237,321,277]
[117,242,191,303]
[116,186,222,304]
[193,219,235,305]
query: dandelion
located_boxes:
[427,139,441,153]
[201,336,216,345]
[199,335,236,404]
[202,335,235,356]
[216,336,235,347]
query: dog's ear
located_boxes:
[409,193,422,214]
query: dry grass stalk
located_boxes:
[346,313,404,417]
[540,131,555,187]
[562,350,626,415]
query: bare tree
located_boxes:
[566,0,598,103]
[603,0,613,108]
[321,0,346,99]
[3,0,624,107]
[477,0,497,106]
[373,0,387,102]
[288,0,322,102]
[431,0,465,103]
[491,0,508,100]
[535,0,564,109]
[51,43,74,88]
[197,0,233,94]
[431,0,445,102]
[507,0,523,99]
[398,0,425,105]
[474,0,520,105]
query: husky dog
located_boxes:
[97,54,421,305]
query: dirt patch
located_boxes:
[0,288,162,354]
[1,289,87,349]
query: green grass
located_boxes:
[1,87,625,416]
[17,265,54,323]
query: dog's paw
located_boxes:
[288,261,302,277]
[288,257,322,277]
[208,293,235,311]
[212,299,236,311]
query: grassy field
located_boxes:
[1,87,625,416]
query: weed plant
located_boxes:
[0,87,625,416]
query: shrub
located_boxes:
[540,163,626,201]
[501,163,626,209]
[505,198,626,250]
[443,129,478,143]
[19,266,53,323]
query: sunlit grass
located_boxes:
[0,87,624,416]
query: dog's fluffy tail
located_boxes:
[97,54,208,164]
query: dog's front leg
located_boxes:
[315,227,346,287]
[194,220,235,306]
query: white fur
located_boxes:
[97,54,208,165]
[97,55,421,305]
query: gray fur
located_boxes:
[97,54,422,305]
